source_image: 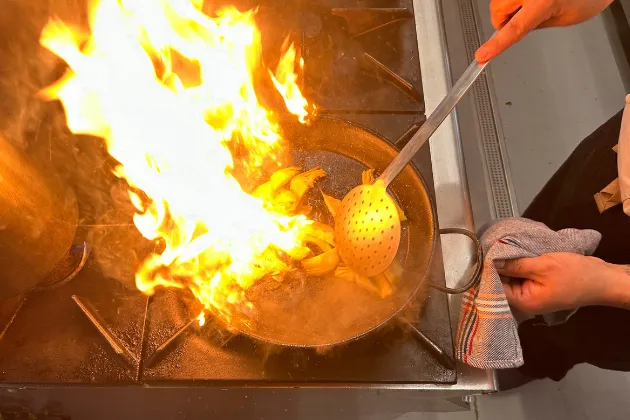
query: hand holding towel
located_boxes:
[457,218,601,369]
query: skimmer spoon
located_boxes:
[334,60,489,277]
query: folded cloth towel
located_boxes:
[456,218,601,369]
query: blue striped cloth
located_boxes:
[456,218,601,369]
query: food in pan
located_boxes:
[254,166,404,298]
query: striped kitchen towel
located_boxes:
[456,218,601,369]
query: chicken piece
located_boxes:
[384,260,403,284]
[335,264,380,296]
[260,167,327,213]
[272,189,299,213]
[303,221,335,248]
[335,261,398,298]
[321,190,341,217]
[371,272,394,298]
[302,249,339,276]
[289,167,326,199]
[252,166,302,200]
[284,244,312,261]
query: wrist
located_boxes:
[599,264,630,309]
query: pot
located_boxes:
[0,134,78,297]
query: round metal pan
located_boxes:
[229,117,439,347]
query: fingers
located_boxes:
[475,0,554,62]
[489,0,522,30]
[501,278,520,302]
[498,259,540,312]
[495,256,549,278]
[501,279,533,312]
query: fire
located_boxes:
[197,312,206,327]
[39,0,314,321]
[270,41,313,124]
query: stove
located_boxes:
[0,0,456,391]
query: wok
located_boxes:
[228,117,482,347]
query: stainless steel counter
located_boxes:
[411,0,511,399]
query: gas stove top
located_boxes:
[0,0,455,387]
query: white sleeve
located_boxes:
[618,95,630,217]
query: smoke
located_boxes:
[0,0,150,289]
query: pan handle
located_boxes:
[430,228,483,294]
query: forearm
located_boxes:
[600,264,630,309]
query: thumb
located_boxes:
[475,3,553,62]
[495,256,549,278]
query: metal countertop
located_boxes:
[411,0,504,396]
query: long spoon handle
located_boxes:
[379,59,489,187]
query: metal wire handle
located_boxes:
[379,60,489,187]
[430,228,483,294]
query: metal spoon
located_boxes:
[334,60,489,277]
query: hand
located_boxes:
[476,0,614,63]
[496,252,624,315]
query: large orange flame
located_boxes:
[40,0,314,321]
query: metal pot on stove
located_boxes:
[0,133,79,297]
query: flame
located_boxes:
[39,0,314,321]
[197,312,206,327]
[270,40,313,124]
